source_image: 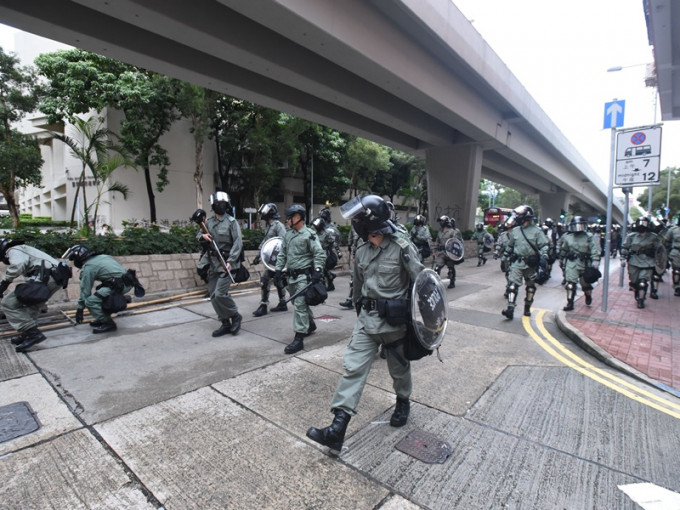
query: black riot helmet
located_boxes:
[258,202,280,220]
[544,218,554,228]
[568,216,588,233]
[634,216,652,232]
[513,205,535,224]
[311,217,326,233]
[63,245,93,269]
[0,238,23,265]
[476,222,484,231]
[414,214,426,226]
[284,204,306,228]
[210,191,231,216]
[437,215,452,228]
[340,195,395,241]
[319,207,331,223]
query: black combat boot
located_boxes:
[15,327,47,352]
[563,300,574,311]
[523,301,532,317]
[212,318,231,337]
[448,279,455,289]
[270,301,288,312]
[10,332,26,345]
[92,321,117,334]
[307,319,317,336]
[339,298,353,309]
[252,304,268,317]
[501,305,515,320]
[675,288,680,297]
[585,292,593,305]
[306,408,351,453]
[230,313,242,335]
[390,397,410,427]
[284,333,304,354]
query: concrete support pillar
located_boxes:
[539,191,571,223]
[426,144,483,231]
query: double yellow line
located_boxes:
[523,309,680,420]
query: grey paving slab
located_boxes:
[96,387,389,509]
[0,374,82,455]
[0,340,37,381]
[342,403,639,510]
[466,365,680,492]
[212,357,396,448]
[29,319,294,425]
[0,428,153,508]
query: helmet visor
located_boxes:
[210,191,230,204]
[340,196,365,220]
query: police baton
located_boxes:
[284,280,314,304]
[191,209,236,283]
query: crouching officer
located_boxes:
[64,245,140,333]
[622,216,661,308]
[306,195,424,454]
[274,204,326,354]
[252,202,288,316]
[0,239,71,352]
[501,205,549,319]
[559,216,600,311]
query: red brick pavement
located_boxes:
[563,278,680,395]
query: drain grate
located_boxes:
[0,401,40,443]
[395,429,452,464]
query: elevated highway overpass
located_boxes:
[0,0,624,227]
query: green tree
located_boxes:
[636,167,680,218]
[343,136,391,197]
[36,49,179,223]
[0,47,43,227]
[389,149,426,218]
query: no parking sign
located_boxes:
[614,125,662,187]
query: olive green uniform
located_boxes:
[471,229,487,263]
[1,245,61,333]
[663,225,680,295]
[77,254,130,323]
[197,214,243,321]
[330,234,424,415]
[257,219,287,306]
[434,227,463,282]
[622,231,660,291]
[559,232,600,285]
[410,225,432,262]
[275,226,326,335]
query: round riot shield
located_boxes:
[483,233,494,250]
[410,269,448,350]
[260,237,283,271]
[655,244,668,275]
[444,237,464,262]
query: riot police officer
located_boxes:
[306,195,424,454]
[0,240,69,352]
[339,224,361,309]
[312,216,340,291]
[471,222,488,266]
[197,191,244,336]
[622,216,661,308]
[433,215,463,289]
[495,216,516,296]
[410,214,432,263]
[559,216,601,311]
[274,204,326,354]
[252,203,288,316]
[663,216,680,296]
[501,205,549,319]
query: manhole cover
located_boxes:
[0,401,40,443]
[395,429,452,464]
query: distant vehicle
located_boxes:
[624,145,651,157]
[483,207,513,227]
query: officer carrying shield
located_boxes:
[0,240,70,352]
[274,204,326,354]
[621,216,661,308]
[197,191,243,336]
[501,205,549,320]
[433,216,463,289]
[252,203,288,316]
[559,216,600,311]
[410,214,432,263]
[306,195,424,455]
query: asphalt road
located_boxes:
[1,256,679,509]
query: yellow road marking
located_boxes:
[523,309,680,420]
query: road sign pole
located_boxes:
[602,127,617,313]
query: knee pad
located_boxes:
[673,268,680,285]
[638,279,648,291]
[506,283,519,303]
[565,282,576,292]
[259,276,269,289]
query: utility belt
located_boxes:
[96,269,145,297]
[510,254,539,267]
[287,267,311,279]
[26,262,73,289]
[358,296,409,326]
[629,248,656,257]
[566,252,590,262]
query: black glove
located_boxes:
[311,268,323,283]
[75,308,84,324]
[252,255,261,265]
[274,270,283,288]
[539,256,548,271]
[0,280,9,298]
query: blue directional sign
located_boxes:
[603,100,625,129]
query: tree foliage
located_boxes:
[636,167,680,219]
[0,47,43,227]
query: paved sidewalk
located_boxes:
[557,272,680,397]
